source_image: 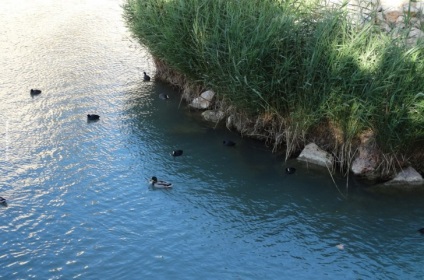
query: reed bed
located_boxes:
[123,0,424,173]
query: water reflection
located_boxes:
[1,0,424,279]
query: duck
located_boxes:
[171,150,183,157]
[30,89,42,95]
[150,176,172,188]
[0,197,7,206]
[286,167,296,174]
[159,93,169,100]
[143,72,151,81]
[87,114,100,121]
[418,228,424,234]
[223,140,236,146]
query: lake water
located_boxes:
[1,1,424,279]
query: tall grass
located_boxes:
[123,0,424,170]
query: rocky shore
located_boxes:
[151,0,424,188]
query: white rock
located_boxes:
[380,0,405,10]
[189,90,215,109]
[376,12,386,23]
[350,131,380,180]
[384,10,402,23]
[297,143,334,168]
[416,2,424,12]
[384,166,424,186]
[380,22,392,33]
[396,15,404,23]
[403,3,420,15]
[410,18,421,28]
[408,27,424,39]
[201,110,225,123]
[226,115,234,129]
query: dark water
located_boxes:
[1,1,424,279]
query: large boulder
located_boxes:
[201,110,225,123]
[351,131,380,180]
[384,166,424,186]
[189,90,215,109]
[297,143,334,168]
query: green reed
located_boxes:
[123,0,424,159]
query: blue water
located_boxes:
[1,1,424,279]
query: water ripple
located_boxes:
[1,0,424,279]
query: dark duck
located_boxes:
[143,72,151,81]
[171,150,183,157]
[30,89,42,95]
[286,167,296,174]
[87,114,100,121]
[150,176,172,188]
[0,197,7,206]
[223,140,236,146]
[159,93,169,100]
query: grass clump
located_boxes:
[123,0,424,174]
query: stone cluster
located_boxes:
[326,0,424,44]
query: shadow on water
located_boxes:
[124,78,424,201]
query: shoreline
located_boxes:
[153,57,423,187]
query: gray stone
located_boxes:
[380,22,392,32]
[396,15,405,23]
[384,166,424,186]
[403,3,420,15]
[201,110,225,123]
[408,27,424,39]
[351,131,380,180]
[416,2,424,12]
[226,115,234,129]
[189,90,215,109]
[297,143,334,168]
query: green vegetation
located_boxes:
[123,0,424,172]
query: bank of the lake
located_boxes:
[3,1,424,279]
[123,0,424,184]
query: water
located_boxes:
[1,1,424,279]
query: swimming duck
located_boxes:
[286,167,296,174]
[150,176,172,188]
[0,197,6,205]
[223,140,236,146]
[30,89,42,95]
[418,228,424,234]
[159,93,169,100]
[143,72,151,81]
[87,114,100,121]
[171,150,183,157]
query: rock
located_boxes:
[416,2,424,12]
[396,15,404,23]
[376,12,385,23]
[189,90,215,109]
[384,10,402,23]
[384,166,424,186]
[351,131,380,180]
[201,110,225,123]
[380,22,392,33]
[410,18,421,28]
[402,3,420,17]
[406,27,424,45]
[226,115,234,129]
[297,143,334,168]
[380,0,404,10]
[408,27,424,39]
[226,114,244,132]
